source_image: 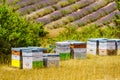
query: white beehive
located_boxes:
[22,49,43,69]
[110,39,120,55]
[87,38,107,55]
[72,48,86,59]
[43,53,60,67]
[99,40,116,56]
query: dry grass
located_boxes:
[0,55,120,80]
[45,28,65,38]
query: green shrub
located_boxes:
[116,0,120,11]
[57,23,120,42]
[0,3,47,56]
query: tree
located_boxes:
[0,3,47,55]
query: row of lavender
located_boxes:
[6,0,120,28]
[70,2,118,27]
[17,0,61,15]
[35,0,96,24]
[26,0,83,20]
[14,0,80,15]
[44,0,116,29]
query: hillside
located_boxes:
[3,0,120,29]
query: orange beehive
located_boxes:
[69,42,86,59]
[70,43,86,48]
[12,50,21,56]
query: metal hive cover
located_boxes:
[88,38,108,42]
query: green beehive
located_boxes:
[59,52,71,60]
[33,61,43,68]
[56,42,70,60]
[22,49,43,69]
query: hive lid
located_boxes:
[21,49,32,53]
[22,48,44,53]
[88,38,108,42]
[11,47,28,51]
[109,39,120,42]
[64,40,85,44]
[70,41,86,44]
[99,39,116,42]
[56,42,70,45]
[63,40,79,42]
[43,53,59,57]
[28,46,47,51]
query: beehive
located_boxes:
[99,40,116,56]
[43,53,60,67]
[28,46,47,53]
[56,42,70,60]
[11,47,28,68]
[22,49,43,69]
[87,38,107,55]
[11,47,45,69]
[70,42,86,59]
[110,39,120,55]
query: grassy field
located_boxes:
[0,55,120,80]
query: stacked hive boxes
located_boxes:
[110,39,120,55]
[22,49,43,69]
[11,47,27,68]
[115,39,120,55]
[43,53,60,67]
[11,47,47,69]
[99,40,116,56]
[70,42,86,59]
[56,42,70,60]
[87,38,107,55]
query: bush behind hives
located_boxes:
[57,22,120,42]
[0,3,47,64]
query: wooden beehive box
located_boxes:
[110,39,120,55]
[70,41,86,59]
[43,53,60,67]
[56,42,70,60]
[11,47,28,68]
[99,40,116,56]
[70,42,86,48]
[28,46,47,53]
[87,38,107,55]
[71,48,86,59]
[22,49,43,69]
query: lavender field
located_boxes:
[4,0,120,28]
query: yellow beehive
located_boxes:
[11,60,21,68]
[11,47,27,68]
